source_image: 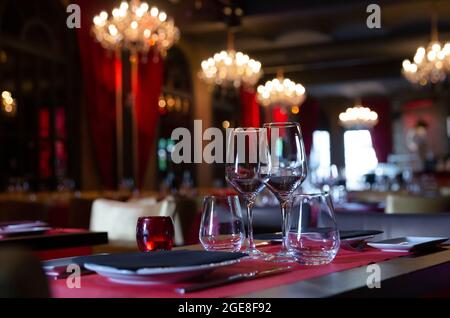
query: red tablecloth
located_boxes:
[50,246,407,298]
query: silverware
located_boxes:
[175,265,293,294]
[340,240,368,252]
[44,266,95,280]
[340,235,376,252]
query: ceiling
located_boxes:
[145,0,450,98]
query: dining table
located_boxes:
[0,228,108,260]
[334,201,385,213]
[48,242,450,298]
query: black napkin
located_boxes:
[254,230,383,241]
[79,250,247,271]
[340,230,383,239]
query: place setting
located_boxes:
[45,121,449,295]
[44,123,370,290]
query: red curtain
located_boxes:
[240,87,260,127]
[75,0,117,188]
[296,98,319,156]
[272,106,289,123]
[136,54,164,186]
[362,97,392,163]
[269,99,319,156]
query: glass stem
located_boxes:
[246,199,256,252]
[280,199,291,253]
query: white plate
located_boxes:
[84,259,241,285]
[367,236,449,252]
[0,226,52,237]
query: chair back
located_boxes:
[0,248,49,298]
[386,194,450,214]
[89,197,181,245]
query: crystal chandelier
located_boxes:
[200,31,262,88]
[256,71,306,107]
[92,0,180,57]
[339,102,378,130]
[402,12,450,86]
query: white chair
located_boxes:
[386,194,450,214]
[127,197,158,206]
[89,197,183,252]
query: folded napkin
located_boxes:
[79,250,247,271]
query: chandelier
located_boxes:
[92,0,179,56]
[402,12,450,86]
[200,31,262,88]
[256,71,306,107]
[339,102,378,130]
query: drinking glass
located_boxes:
[199,195,245,252]
[287,193,340,265]
[225,127,268,259]
[136,216,175,252]
[261,122,308,262]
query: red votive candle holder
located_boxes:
[136,216,175,252]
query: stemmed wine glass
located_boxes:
[260,122,308,262]
[225,128,268,259]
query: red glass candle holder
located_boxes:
[136,216,174,252]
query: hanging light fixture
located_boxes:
[339,99,378,130]
[402,11,450,86]
[200,31,262,88]
[256,70,306,108]
[92,0,180,57]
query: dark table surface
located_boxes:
[238,245,450,297]
[0,229,108,251]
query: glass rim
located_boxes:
[232,127,266,133]
[203,194,240,200]
[137,216,173,221]
[263,122,301,128]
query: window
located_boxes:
[310,130,331,180]
[156,47,195,189]
[344,130,378,189]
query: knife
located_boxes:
[175,266,293,294]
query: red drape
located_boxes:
[269,99,318,156]
[136,55,164,186]
[272,106,289,123]
[362,97,392,163]
[296,98,319,156]
[240,87,260,127]
[75,0,116,188]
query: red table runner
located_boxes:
[50,246,407,298]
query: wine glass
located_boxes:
[287,193,340,265]
[199,195,245,252]
[261,122,308,262]
[225,127,268,259]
